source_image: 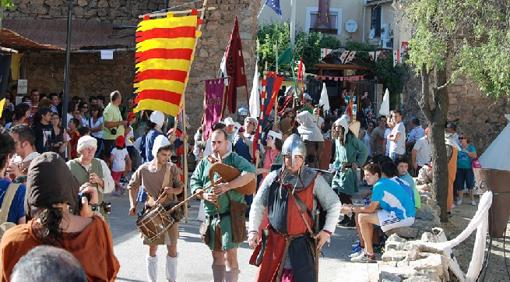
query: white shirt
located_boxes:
[111,148,129,172]
[413,136,432,166]
[389,122,406,155]
[66,158,115,194]
[88,117,104,139]
[125,125,134,147]
[384,128,391,156]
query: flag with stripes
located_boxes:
[133,12,201,117]
[265,0,282,17]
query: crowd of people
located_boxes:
[0,87,481,281]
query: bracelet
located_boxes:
[323,230,332,236]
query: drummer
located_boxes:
[127,135,184,282]
[190,128,256,282]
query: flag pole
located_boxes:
[274,41,279,125]
[181,0,209,222]
[290,0,297,46]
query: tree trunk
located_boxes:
[419,67,450,222]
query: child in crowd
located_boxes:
[110,135,131,195]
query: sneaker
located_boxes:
[351,244,362,254]
[349,249,364,258]
[471,200,477,206]
[456,199,462,206]
[350,252,376,263]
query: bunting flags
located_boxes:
[220,17,247,114]
[316,75,364,81]
[202,78,225,140]
[321,48,333,59]
[133,12,201,117]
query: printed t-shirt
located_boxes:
[371,178,416,220]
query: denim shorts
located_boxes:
[454,168,475,192]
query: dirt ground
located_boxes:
[442,196,510,282]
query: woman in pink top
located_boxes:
[259,130,283,179]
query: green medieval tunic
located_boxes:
[190,152,256,251]
[331,133,368,196]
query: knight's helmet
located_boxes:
[281,134,307,166]
[237,107,249,123]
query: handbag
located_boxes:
[472,158,481,169]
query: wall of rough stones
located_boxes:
[23,51,135,99]
[402,74,510,153]
[7,0,260,132]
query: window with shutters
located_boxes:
[370,6,382,38]
[305,7,342,35]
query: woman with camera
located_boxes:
[67,136,115,220]
[0,152,120,281]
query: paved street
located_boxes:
[107,194,377,282]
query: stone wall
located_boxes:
[7,0,261,133]
[23,51,135,98]
[5,0,167,25]
[402,73,510,153]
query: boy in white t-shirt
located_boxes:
[111,135,131,195]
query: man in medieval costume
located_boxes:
[127,135,184,282]
[190,128,256,282]
[330,115,368,226]
[248,134,341,282]
[67,135,115,219]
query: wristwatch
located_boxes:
[90,204,100,212]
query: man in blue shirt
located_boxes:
[341,162,415,263]
[0,133,26,224]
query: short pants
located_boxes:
[377,210,415,232]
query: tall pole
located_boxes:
[290,0,297,46]
[62,0,73,128]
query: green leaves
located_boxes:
[0,0,13,8]
[404,0,510,97]
[257,23,341,72]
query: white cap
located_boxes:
[268,130,282,140]
[151,135,171,159]
[77,135,97,153]
[224,117,236,126]
[150,111,165,128]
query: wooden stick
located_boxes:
[138,6,216,19]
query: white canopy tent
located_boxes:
[479,114,510,171]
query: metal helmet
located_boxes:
[237,107,249,122]
[281,134,306,166]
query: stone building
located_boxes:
[3,0,260,131]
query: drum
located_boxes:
[136,204,175,244]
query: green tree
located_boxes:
[257,23,341,72]
[403,0,510,221]
[0,0,13,29]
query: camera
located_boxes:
[110,128,117,135]
[77,191,92,211]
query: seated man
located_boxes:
[341,162,415,263]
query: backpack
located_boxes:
[0,183,21,238]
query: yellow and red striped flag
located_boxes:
[133,12,201,117]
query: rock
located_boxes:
[77,0,87,7]
[420,232,435,243]
[97,0,108,8]
[386,227,419,239]
[382,251,408,262]
[409,253,448,279]
[379,271,402,282]
[386,233,407,243]
[73,6,84,17]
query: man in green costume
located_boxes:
[190,128,256,282]
[331,115,368,226]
